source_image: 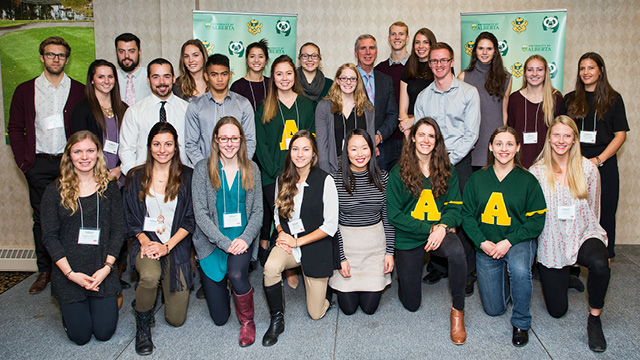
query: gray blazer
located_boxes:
[315,98,375,173]
[191,159,263,261]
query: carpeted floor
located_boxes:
[0,271,33,294]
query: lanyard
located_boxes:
[248,78,266,110]
[78,192,99,228]
[523,89,541,133]
[278,97,299,129]
[221,169,241,214]
[581,111,598,132]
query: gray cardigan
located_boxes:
[315,98,375,173]
[191,159,263,261]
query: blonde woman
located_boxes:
[41,131,123,345]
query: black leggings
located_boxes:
[395,233,467,312]
[260,183,276,241]
[336,291,383,315]
[59,295,118,345]
[539,238,610,318]
[201,250,252,325]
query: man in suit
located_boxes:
[354,34,400,171]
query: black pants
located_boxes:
[396,233,467,312]
[201,250,252,325]
[260,183,277,241]
[336,291,383,315]
[59,295,118,345]
[428,153,476,281]
[24,156,60,272]
[539,238,610,318]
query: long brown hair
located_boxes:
[132,122,184,202]
[207,116,254,190]
[519,54,559,127]
[85,59,127,134]
[567,52,618,120]
[484,126,523,169]
[261,55,303,124]
[58,131,111,213]
[324,63,373,116]
[404,28,437,80]
[177,39,209,98]
[275,130,318,219]
[465,32,508,98]
[399,118,451,198]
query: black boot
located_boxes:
[135,309,154,355]
[258,245,270,267]
[587,314,606,352]
[262,282,285,347]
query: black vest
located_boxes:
[279,167,337,278]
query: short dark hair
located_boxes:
[147,58,174,77]
[39,36,71,57]
[206,53,230,70]
[115,33,141,50]
[429,42,454,59]
[246,39,269,61]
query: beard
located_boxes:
[118,57,139,72]
[44,62,65,75]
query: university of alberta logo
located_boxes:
[228,41,244,57]
[202,41,214,55]
[276,19,291,36]
[542,16,559,33]
[498,40,508,57]
[464,41,474,56]
[510,62,524,78]
[247,19,262,35]
[512,17,528,34]
[549,62,558,79]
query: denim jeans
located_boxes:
[476,240,536,330]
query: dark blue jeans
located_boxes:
[59,295,118,345]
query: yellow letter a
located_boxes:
[279,120,299,150]
[411,189,441,221]
[481,192,511,226]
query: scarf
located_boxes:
[297,67,326,101]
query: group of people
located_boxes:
[7,21,628,355]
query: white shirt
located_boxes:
[34,72,70,154]
[146,189,178,244]
[117,66,150,104]
[119,93,191,174]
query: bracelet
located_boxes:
[104,262,114,272]
[165,244,170,254]
[64,270,73,278]
[295,239,298,248]
[596,156,604,167]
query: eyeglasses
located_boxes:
[44,52,68,60]
[217,136,241,143]
[299,54,319,60]
[338,77,357,83]
[428,58,452,65]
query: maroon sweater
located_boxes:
[374,59,406,107]
[8,77,85,172]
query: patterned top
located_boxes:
[529,158,607,268]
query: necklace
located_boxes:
[100,105,114,118]
[151,182,167,235]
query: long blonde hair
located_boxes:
[519,54,560,127]
[534,115,587,199]
[324,63,373,116]
[207,116,254,190]
[58,131,111,213]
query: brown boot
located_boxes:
[29,272,51,294]
[450,307,466,345]
[233,287,255,347]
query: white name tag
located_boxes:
[103,140,119,154]
[44,114,64,130]
[223,213,242,228]
[288,219,305,235]
[292,247,302,263]
[143,216,167,239]
[558,205,576,220]
[523,132,537,144]
[78,227,100,245]
[580,131,597,144]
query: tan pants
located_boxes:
[264,246,330,320]
[135,253,190,327]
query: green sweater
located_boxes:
[387,164,462,250]
[255,95,315,186]
[462,166,546,249]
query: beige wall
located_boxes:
[2,0,639,252]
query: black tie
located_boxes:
[159,101,167,122]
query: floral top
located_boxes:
[529,157,607,268]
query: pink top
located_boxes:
[529,158,607,269]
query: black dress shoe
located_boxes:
[422,270,447,284]
[465,281,474,297]
[512,326,528,347]
[587,314,607,352]
[119,278,131,289]
[196,285,205,299]
[568,275,585,292]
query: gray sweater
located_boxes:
[191,159,263,261]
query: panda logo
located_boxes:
[498,40,508,57]
[276,20,291,36]
[549,62,558,79]
[542,16,559,33]
[228,41,244,57]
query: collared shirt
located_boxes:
[117,66,150,104]
[119,93,191,174]
[386,52,409,66]
[184,90,255,165]
[414,76,480,165]
[357,66,376,105]
[34,72,70,154]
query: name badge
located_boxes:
[44,114,64,130]
[292,247,302,263]
[288,219,305,235]
[557,205,576,220]
[580,131,597,144]
[522,132,537,144]
[143,216,167,239]
[103,140,119,154]
[285,137,291,150]
[223,213,242,228]
[78,227,101,245]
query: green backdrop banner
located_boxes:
[193,11,298,79]
[460,10,566,92]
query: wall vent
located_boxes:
[0,248,37,271]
